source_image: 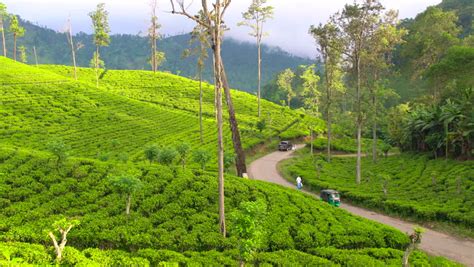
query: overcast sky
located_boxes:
[3,0,441,58]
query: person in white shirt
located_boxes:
[296,176,302,190]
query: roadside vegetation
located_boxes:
[281,152,474,237]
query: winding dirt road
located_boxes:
[248,145,474,266]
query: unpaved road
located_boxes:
[248,145,474,266]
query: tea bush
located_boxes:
[282,153,474,229]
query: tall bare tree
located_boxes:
[89,3,110,88]
[334,0,384,184]
[149,0,166,72]
[9,15,24,61]
[170,0,233,236]
[185,14,210,143]
[33,46,39,66]
[220,61,248,178]
[238,0,274,117]
[310,22,344,162]
[0,2,7,57]
[66,17,78,80]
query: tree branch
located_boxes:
[169,0,210,28]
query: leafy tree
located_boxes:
[300,65,321,155]
[157,147,177,166]
[110,175,142,216]
[9,15,25,61]
[276,68,295,107]
[230,200,267,266]
[47,217,80,263]
[239,0,274,117]
[47,139,70,172]
[310,22,344,162]
[89,3,110,87]
[426,46,474,98]
[300,65,321,115]
[400,7,460,83]
[256,118,266,133]
[192,149,211,171]
[334,0,384,184]
[18,45,27,63]
[144,145,159,164]
[0,2,7,57]
[363,9,406,163]
[176,142,191,170]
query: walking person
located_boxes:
[296,176,303,190]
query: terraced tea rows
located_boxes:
[1,58,318,163]
[41,65,320,141]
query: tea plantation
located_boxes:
[281,152,474,233]
[39,65,318,143]
[0,57,320,164]
[0,147,460,266]
[0,57,462,265]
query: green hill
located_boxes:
[0,57,318,163]
[0,147,459,266]
[1,18,312,93]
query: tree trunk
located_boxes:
[402,244,414,267]
[13,34,17,61]
[1,23,7,57]
[310,128,314,155]
[327,111,332,162]
[288,95,291,108]
[257,38,262,117]
[151,30,156,73]
[199,67,204,144]
[325,54,332,163]
[33,46,39,66]
[95,46,99,88]
[68,28,77,80]
[211,10,226,236]
[48,232,61,262]
[372,93,377,163]
[126,194,131,216]
[220,61,248,177]
[445,123,448,161]
[356,54,362,184]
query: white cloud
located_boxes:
[3,0,442,57]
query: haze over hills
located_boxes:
[1,18,312,93]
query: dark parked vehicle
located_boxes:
[278,141,294,151]
[320,189,341,207]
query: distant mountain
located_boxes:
[438,0,473,36]
[1,18,312,92]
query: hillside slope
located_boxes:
[0,146,459,266]
[0,57,319,163]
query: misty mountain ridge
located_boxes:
[1,17,313,92]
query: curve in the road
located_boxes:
[248,145,474,266]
